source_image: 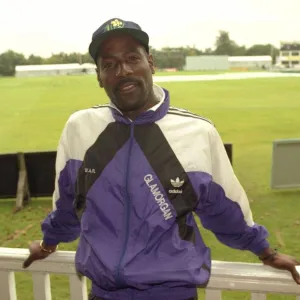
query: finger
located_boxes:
[23,255,35,269]
[290,266,300,285]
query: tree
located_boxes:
[81,53,94,64]
[214,30,239,56]
[27,54,44,65]
[0,31,281,75]
[0,50,27,76]
[204,48,213,55]
[246,44,278,63]
[45,52,70,64]
[232,46,247,56]
[246,44,272,56]
[67,52,84,64]
[151,48,186,69]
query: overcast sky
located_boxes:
[1,0,299,57]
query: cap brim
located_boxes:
[89,28,149,62]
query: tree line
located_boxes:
[0,31,279,76]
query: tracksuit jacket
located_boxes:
[41,84,269,300]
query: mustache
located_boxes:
[115,78,140,91]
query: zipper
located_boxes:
[115,122,135,287]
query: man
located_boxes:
[23,18,300,300]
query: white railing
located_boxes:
[0,247,299,300]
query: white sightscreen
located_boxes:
[271,139,300,189]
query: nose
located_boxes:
[116,62,133,77]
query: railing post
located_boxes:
[251,293,267,300]
[32,273,52,300]
[69,275,88,300]
[0,271,17,300]
[205,289,222,300]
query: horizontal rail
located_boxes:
[1,247,300,297]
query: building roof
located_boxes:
[15,63,95,72]
[228,56,272,62]
[81,63,96,69]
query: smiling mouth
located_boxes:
[117,82,139,93]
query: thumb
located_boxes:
[23,254,35,269]
[290,266,300,284]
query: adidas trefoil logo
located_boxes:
[169,177,184,194]
[171,177,184,187]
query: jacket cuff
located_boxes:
[248,239,270,256]
[42,236,60,246]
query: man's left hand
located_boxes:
[263,252,300,284]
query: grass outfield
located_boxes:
[154,69,261,76]
[0,75,300,300]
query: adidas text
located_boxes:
[169,189,182,194]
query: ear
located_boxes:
[148,53,155,74]
[96,68,104,88]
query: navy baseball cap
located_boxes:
[88,18,149,62]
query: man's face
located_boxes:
[96,34,155,112]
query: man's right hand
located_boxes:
[23,240,57,269]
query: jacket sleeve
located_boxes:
[41,119,81,245]
[194,125,269,256]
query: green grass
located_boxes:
[155,70,223,75]
[1,74,300,300]
[155,69,263,76]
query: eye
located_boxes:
[102,61,114,69]
[128,55,140,62]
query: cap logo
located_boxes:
[105,19,124,31]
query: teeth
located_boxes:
[120,83,135,91]
[121,84,134,90]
